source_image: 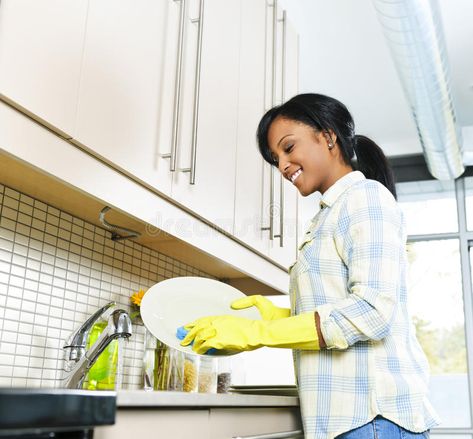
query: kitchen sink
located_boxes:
[0,388,116,438]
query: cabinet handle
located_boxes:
[262,0,278,239]
[273,173,284,247]
[261,165,275,240]
[162,0,187,172]
[273,10,287,248]
[232,429,304,439]
[271,0,278,107]
[181,0,204,184]
[280,10,286,103]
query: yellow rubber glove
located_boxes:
[180,313,319,355]
[231,295,291,320]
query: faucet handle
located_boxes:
[64,301,116,349]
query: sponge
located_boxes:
[176,326,216,355]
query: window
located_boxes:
[407,239,470,428]
[463,177,473,231]
[397,180,458,235]
[397,175,473,434]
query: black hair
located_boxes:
[256,93,397,199]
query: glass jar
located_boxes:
[217,357,232,394]
[198,356,217,393]
[142,328,170,391]
[183,354,199,393]
[168,348,185,391]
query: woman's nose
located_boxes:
[280,161,290,173]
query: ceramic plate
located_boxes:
[140,276,261,356]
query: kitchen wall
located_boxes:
[0,183,213,389]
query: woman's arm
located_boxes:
[316,182,405,349]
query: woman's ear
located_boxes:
[324,130,337,150]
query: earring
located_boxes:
[325,132,334,150]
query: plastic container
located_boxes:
[84,320,119,390]
[183,354,199,393]
[198,356,217,393]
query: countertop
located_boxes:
[117,390,300,408]
[0,388,116,436]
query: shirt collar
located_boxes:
[319,171,365,209]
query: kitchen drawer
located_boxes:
[95,409,210,439]
[208,407,302,439]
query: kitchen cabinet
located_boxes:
[95,409,211,439]
[75,0,240,233]
[0,0,88,136]
[266,1,300,268]
[234,0,300,268]
[95,407,301,439]
[0,0,301,286]
[208,407,302,439]
[94,404,301,439]
[233,0,268,254]
[170,0,241,234]
[74,0,176,196]
[1,99,290,293]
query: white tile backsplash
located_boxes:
[0,184,214,389]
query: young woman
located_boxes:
[181,93,440,439]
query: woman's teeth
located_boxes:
[290,169,302,183]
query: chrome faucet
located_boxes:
[62,301,132,389]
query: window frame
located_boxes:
[401,177,473,436]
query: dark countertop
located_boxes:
[0,388,116,437]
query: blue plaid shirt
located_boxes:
[289,171,440,439]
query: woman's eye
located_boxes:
[285,145,294,153]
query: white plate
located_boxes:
[140,276,261,356]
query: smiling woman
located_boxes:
[181,93,441,439]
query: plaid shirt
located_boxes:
[289,171,440,439]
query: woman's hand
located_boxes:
[231,295,291,320]
[180,313,320,355]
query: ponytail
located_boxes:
[353,135,397,199]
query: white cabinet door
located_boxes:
[234,0,300,266]
[208,407,302,439]
[74,0,177,196]
[284,17,299,102]
[95,409,211,439]
[0,0,88,135]
[171,0,241,233]
[268,6,299,268]
[233,0,268,253]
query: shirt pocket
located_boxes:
[298,228,318,251]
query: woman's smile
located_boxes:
[289,168,302,183]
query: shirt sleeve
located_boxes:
[316,182,405,350]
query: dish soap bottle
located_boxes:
[84,320,119,390]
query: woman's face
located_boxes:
[267,117,351,196]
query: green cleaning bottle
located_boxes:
[84,321,118,390]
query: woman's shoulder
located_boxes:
[350,177,395,199]
[342,177,399,212]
